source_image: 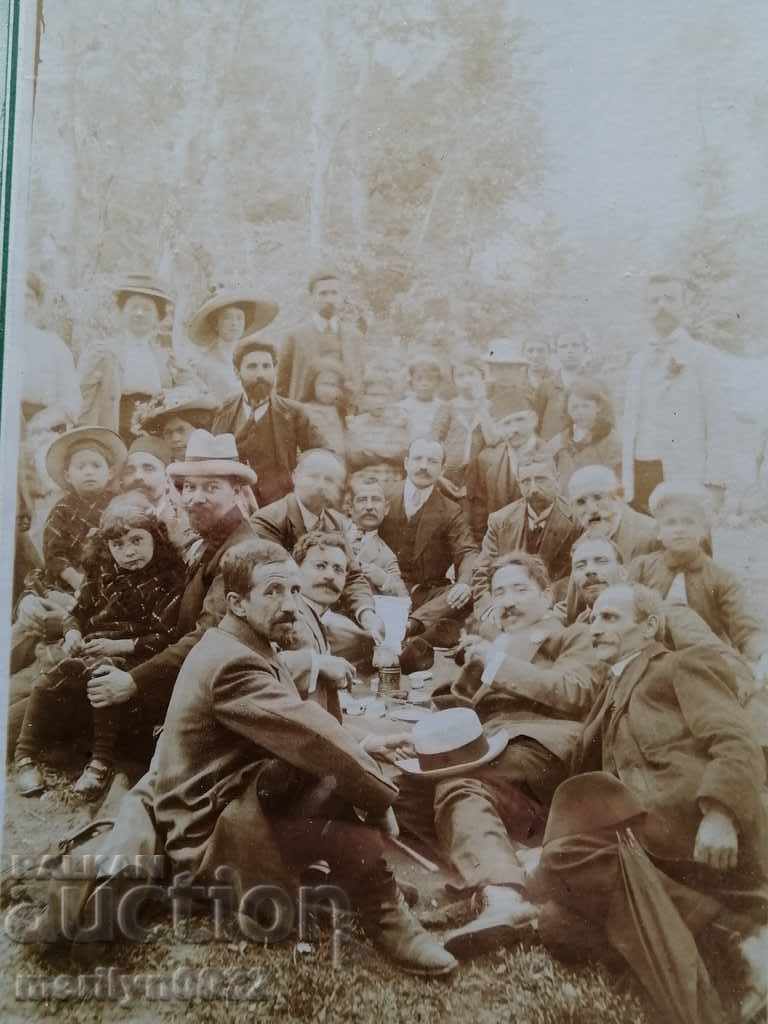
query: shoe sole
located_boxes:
[444,920,532,960]
[396,960,458,978]
[18,784,44,797]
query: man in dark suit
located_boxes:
[472,457,580,612]
[277,269,365,403]
[252,448,385,644]
[529,582,768,1023]
[84,430,258,731]
[211,335,328,507]
[566,464,659,563]
[379,439,477,647]
[153,537,456,977]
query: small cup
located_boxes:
[377,666,402,697]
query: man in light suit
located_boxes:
[379,439,477,647]
[472,457,579,612]
[277,269,365,403]
[211,336,329,507]
[621,274,729,513]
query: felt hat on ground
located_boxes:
[113,274,174,312]
[187,288,279,347]
[46,426,128,490]
[483,339,530,365]
[395,708,508,779]
[167,429,257,485]
[543,772,646,845]
[138,387,218,434]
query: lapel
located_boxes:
[606,642,667,733]
[269,396,294,472]
[539,500,574,565]
[500,501,526,552]
[297,596,330,654]
[487,444,514,505]
[230,394,251,436]
[285,493,306,545]
[414,488,443,559]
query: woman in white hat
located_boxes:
[185,287,279,402]
[79,274,202,442]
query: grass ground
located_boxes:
[0,524,765,1024]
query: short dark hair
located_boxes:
[406,438,445,462]
[232,336,278,370]
[517,455,558,479]
[571,534,624,565]
[308,269,340,293]
[221,539,294,596]
[490,550,550,591]
[292,529,350,567]
[348,477,386,502]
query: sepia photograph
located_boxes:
[0,2,767,1022]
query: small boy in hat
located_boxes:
[628,482,768,683]
[13,427,126,659]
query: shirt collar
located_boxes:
[403,479,434,515]
[527,503,553,527]
[610,649,644,679]
[296,497,320,531]
[313,313,339,335]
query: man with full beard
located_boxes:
[86,430,258,732]
[211,336,329,507]
[119,435,197,558]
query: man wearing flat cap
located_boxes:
[78,273,202,442]
[211,335,330,507]
[277,269,365,403]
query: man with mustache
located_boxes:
[347,478,407,597]
[621,273,729,513]
[152,538,456,977]
[395,551,597,960]
[211,336,329,507]
[528,583,767,1022]
[86,430,257,731]
[472,457,579,616]
[379,439,477,650]
[567,464,659,564]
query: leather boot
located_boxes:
[360,890,458,977]
[15,757,45,797]
[444,884,537,960]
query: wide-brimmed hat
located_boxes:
[167,429,256,484]
[113,273,174,311]
[395,708,508,778]
[188,289,279,347]
[46,426,127,490]
[138,387,218,434]
[484,339,530,365]
[543,772,646,845]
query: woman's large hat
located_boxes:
[167,429,257,485]
[187,289,279,347]
[113,273,174,309]
[46,426,127,490]
[138,387,219,434]
[395,708,508,778]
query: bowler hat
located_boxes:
[138,387,218,435]
[188,289,279,347]
[543,772,646,845]
[395,708,508,779]
[46,427,127,490]
[167,429,257,485]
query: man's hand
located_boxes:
[359,609,386,644]
[445,582,471,610]
[694,806,739,871]
[60,567,85,592]
[316,655,356,689]
[87,666,138,707]
[83,637,134,658]
[458,633,492,667]
[62,629,84,657]
[361,731,414,765]
[372,645,399,669]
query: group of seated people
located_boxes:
[8,268,768,1023]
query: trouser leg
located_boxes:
[14,661,90,762]
[631,459,664,514]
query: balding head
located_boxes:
[293,449,347,515]
[567,464,624,533]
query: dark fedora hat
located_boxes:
[543,772,646,845]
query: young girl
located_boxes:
[15,502,185,800]
[304,357,350,459]
[549,378,621,491]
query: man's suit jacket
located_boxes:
[621,330,730,502]
[211,393,328,477]
[277,321,364,402]
[612,505,659,563]
[379,486,477,591]
[572,643,767,875]
[154,614,396,885]
[251,494,375,620]
[350,529,408,596]
[130,507,256,721]
[277,595,342,721]
[473,496,580,604]
[432,616,599,763]
[465,438,551,543]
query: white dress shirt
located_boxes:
[313,314,339,335]
[403,479,434,519]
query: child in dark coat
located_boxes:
[15,501,185,800]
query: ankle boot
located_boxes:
[444,884,537,960]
